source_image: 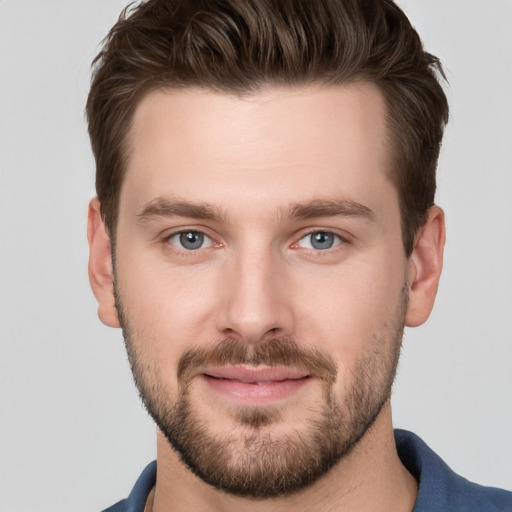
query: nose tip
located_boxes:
[216,288,290,344]
[215,257,294,345]
[220,314,283,345]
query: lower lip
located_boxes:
[201,375,311,403]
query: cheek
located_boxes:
[115,254,220,357]
[295,262,405,366]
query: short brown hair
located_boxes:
[86,0,448,255]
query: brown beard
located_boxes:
[115,285,406,498]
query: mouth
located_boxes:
[199,366,312,403]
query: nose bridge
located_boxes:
[216,239,293,343]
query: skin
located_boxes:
[88,82,445,512]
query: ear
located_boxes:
[87,198,120,328]
[405,206,446,327]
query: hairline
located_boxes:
[108,77,408,251]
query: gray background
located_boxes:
[0,1,511,510]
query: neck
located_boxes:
[152,402,417,512]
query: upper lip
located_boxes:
[202,366,310,382]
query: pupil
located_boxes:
[180,231,203,250]
[311,232,334,250]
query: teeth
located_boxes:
[257,381,271,385]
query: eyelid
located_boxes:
[161,226,222,253]
[158,225,349,255]
[169,231,213,249]
[292,229,347,250]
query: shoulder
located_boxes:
[101,461,157,512]
[102,502,127,512]
[395,429,512,512]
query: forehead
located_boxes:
[122,83,396,219]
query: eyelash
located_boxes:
[160,228,348,256]
[162,229,219,255]
[292,230,347,253]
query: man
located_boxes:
[86,0,512,510]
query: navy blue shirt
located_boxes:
[103,430,512,511]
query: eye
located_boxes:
[167,230,214,250]
[297,231,342,250]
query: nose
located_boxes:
[215,246,295,345]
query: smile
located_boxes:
[200,366,312,403]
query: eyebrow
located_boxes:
[282,199,375,222]
[137,198,226,223]
[136,197,374,224]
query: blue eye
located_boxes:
[298,231,341,250]
[168,231,213,250]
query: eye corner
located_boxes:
[164,229,217,252]
[295,230,345,251]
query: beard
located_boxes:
[115,284,406,499]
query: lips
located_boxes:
[204,366,309,382]
[200,365,311,402]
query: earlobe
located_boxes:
[87,198,120,328]
[405,206,446,327]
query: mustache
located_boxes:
[177,337,337,385]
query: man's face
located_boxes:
[113,83,410,497]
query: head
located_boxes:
[87,0,448,257]
[87,0,447,500]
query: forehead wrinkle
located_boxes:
[136,196,227,224]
